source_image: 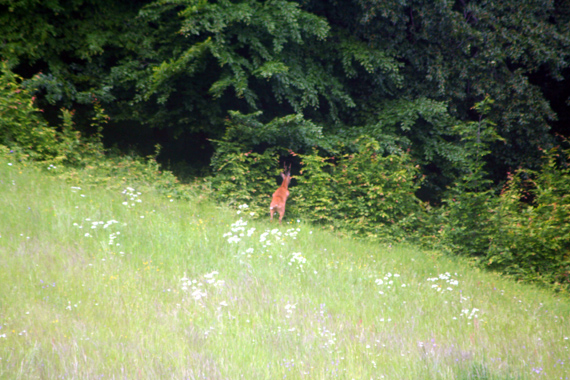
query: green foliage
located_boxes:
[431,97,505,256]
[55,146,187,201]
[139,0,403,127]
[52,101,110,167]
[208,111,327,218]
[210,143,279,216]
[485,146,570,290]
[222,110,325,151]
[4,0,570,195]
[210,112,423,240]
[0,62,187,201]
[0,63,59,160]
[293,138,423,239]
[357,96,467,196]
[426,98,570,290]
[333,138,423,239]
[208,113,289,214]
[0,62,112,165]
[293,149,336,225]
[353,0,570,173]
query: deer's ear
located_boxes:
[281,172,285,179]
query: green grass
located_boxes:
[1,157,569,379]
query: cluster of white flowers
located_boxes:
[70,186,86,198]
[426,272,459,293]
[375,272,402,294]
[284,303,296,318]
[204,271,225,286]
[108,231,120,246]
[103,220,119,229]
[223,218,252,244]
[121,187,142,208]
[222,206,308,270]
[284,228,300,239]
[236,203,255,216]
[459,307,480,319]
[226,235,241,244]
[259,230,271,246]
[180,271,225,302]
[73,218,121,246]
[289,252,307,271]
[84,219,120,230]
[260,228,288,248]
[318,325,337,350]
[222,207,303,252]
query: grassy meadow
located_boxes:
[0,157,569,380]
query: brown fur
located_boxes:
[269,164,291,223]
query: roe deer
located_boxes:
[270,163,292,224]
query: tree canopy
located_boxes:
[2,0,569,189]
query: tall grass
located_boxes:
[1,157,569,379]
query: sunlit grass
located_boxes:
[1,157,569,379]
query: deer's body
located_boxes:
[270,164,291,224]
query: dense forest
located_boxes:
[1,0,569,290]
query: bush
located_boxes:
[0,62,109,166]
[0,62,59,160]
[435,189,499,257]
[293,137,424,239]
[208,111,323,219]
[485,146,570,290]
[429,144,570,291]
[0,62,193,201]
[210,141,280,217]
[210,118,425,241]
[422,97,504,257]
[292,148,336,226]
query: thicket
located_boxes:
[211,135,423,240]
[423,99,570,290]
[486,149,570,290]
[0,63,187,199]
[430,145,570,292]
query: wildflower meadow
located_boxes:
[1,156,569,379]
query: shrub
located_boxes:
[210,139,280,217]
[333,137,423,239]
[208,111,322,218]
[292,137,423,239]
[0,63,190,200]
[485,146,570,290]
[211,119,425,240]
[423,97,504,257]
[292,148,336,226]
[0,62,59,160]
[0,62,109,166]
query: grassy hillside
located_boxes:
[1,157,569,379]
